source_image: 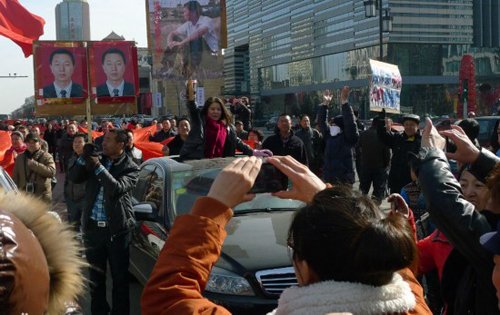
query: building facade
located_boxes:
[224,0,500,119]
[55,0,91,41]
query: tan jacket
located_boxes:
[13,149,56,203]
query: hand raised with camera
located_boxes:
[421,117,446,150]
[440,125,480,164]
[186,79,195,102]
[82,143,100,170]
[267,155,326,203]
[207,157,262,208]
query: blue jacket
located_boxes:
[317,103,359,184]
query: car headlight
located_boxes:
[205,266,255,296]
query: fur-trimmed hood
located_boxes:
[0,191,86,314]
[267,273,416,315]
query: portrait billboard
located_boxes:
[369,59,402,114]
[34,41,88,103]
[148,0,224,112]
[89,41,139,104]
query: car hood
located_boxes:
[218,210,294,272]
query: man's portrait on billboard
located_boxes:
[42,48,84,98]
[150,0,223,80]
[96,47,135,97]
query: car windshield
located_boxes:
[170,158,304,217]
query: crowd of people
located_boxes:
[1,82,499,314]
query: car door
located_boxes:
[129,163,169,285]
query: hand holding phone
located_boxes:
[249,162,288,194]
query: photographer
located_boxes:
[12,133,56,203]
[69,129,139,314]
[141,155,430,314]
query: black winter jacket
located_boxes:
[262,131,308,166]
[418,147,500,315]
[317,103,359,184]
[69,152,139,236]
[180,100,253,160]
[378,125,421,193]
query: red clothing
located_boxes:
[204,118,227,158]
[141,197,431,315]
[417,230,453,280]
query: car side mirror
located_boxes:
[132,202,157,221]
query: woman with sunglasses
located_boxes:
[141,156,430,314]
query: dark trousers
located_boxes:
[359,167,388,203]
[66,198,85,232]
[84,222,130,315]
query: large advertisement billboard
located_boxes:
[148,0,224,112]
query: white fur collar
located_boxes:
[267,273,415,315]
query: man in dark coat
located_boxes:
[295,115,322,175]
[69,129,139,314]
[149,117,177,143]
[230,97,252,130]
[377,113,421,194]
[262,114,308,166]
[317,87,359,185]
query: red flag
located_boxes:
[0,0,45,57]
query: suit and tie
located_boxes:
[42,82,84,98]
[96,81,135,97]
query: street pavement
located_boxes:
[51,152,389,314]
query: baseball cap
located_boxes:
[480,222,500,255]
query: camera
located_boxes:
[25,182,35,193]
[249,163,288,194]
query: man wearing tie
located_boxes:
[96,48,135,97]
[42,49,83,98]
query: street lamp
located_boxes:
[364,0,393,61]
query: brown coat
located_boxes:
[13,149,56,203]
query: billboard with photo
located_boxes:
[34,41,88,103]
[89,41,139,104]
[148,0,225,113]
[369,59,402,114]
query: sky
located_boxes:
[0,0,148,115]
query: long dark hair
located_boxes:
[200,97,232,126]
[288,186,416,286]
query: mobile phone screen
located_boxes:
[249,163,288,194]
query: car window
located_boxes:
[132,164,164,218]
[0,167,17,193]
[171,167,304,218]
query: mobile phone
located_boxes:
[25,182,34,193]
[249,163,288,194]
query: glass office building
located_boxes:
[224,0,500,119]
[55,0,91,41]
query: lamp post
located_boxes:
[364,0,393,61]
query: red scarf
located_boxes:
[205,118,227,158]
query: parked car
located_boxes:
[265,116,278,130]
[129,157,303,313]
[474,116,499,147]
[0,165,18,192]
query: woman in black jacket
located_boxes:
[179,81,271,160]
[418,118,500,314]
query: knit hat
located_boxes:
[481,222,500,255]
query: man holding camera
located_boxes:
[69,129,139,315]
[12,133,56,203]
